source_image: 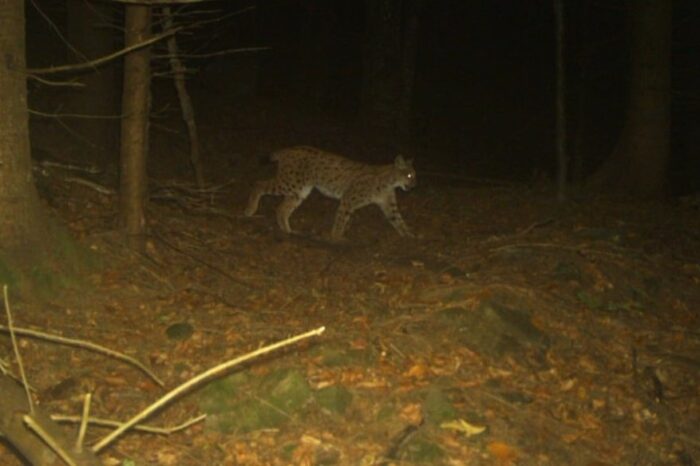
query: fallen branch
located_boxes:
[92,326,326,452]
[0,375,100,466]
[1,287,101,465]
[52,413,206,435]
[0,324,163,387]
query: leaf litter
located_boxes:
[2,159,699,466]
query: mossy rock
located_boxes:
[165,322,195,341]
[198,372,250,413]
[261,368,312,412]
[205,398,288,433]
[200,368,312,433]
[423,387,457,424]
[315,385,353,415]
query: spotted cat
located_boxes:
[245,146,416,240]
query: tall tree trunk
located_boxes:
[589,0,671,197]
[66,0,119,168]
[0,0,47,257]
[554,0,567,201]
[362,0,421,149]
[119,5,152,248]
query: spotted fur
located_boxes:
[245,146,416,240]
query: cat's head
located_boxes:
[394,155,416,191]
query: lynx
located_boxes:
[245,146,416,240]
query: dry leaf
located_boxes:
[404,362,430,379]
[440,419,486,437]
[399,403,423,425]
[487,441,518,463]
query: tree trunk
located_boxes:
[163,7,204,188]
[119,5,152,248]
[589,0,671,197]
[66,0,119,168]
[553,0,567,201]
[0,0,47,257]
[361,0,421,149]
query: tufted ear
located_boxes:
[394,155,413,169]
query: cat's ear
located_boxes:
[395,155,413,168]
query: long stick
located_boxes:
[92,326,325,452]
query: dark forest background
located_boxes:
[24,0,700,194]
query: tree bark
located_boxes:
[0,0,47,257]
[589,0,671,197]
[119,5,152,248]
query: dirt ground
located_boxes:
[2,103,699,465]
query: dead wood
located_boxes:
[0,374,101,466]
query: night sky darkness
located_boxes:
[26,1,700,193]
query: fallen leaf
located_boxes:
[441,419,486,437]
[487,441,518,463]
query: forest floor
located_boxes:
[3,99,699,465]
[2,164,698,466]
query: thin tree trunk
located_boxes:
[554,0,567,201]
[119,5,152,248]
[162,7,204,188]
[571,0,593,185]
[361,0,402,139]
[398,0,421,147]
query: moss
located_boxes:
[0,214,101,301]
[199,368,312,434]
[315,385,353,415]
[0,258,17,289]
[423,387,457,424]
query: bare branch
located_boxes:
[0,324,164,387]
[27,27,180,75]
[92,326,326,453]
[157,46,271,60]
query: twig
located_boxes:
[515,218,555,236]
[163,6,204,187]
[157,46,271,59]
[151,230,258,290]
[52,413,206,435]
[92,326,325,452]
[63,177,116,195]
[27,27,181,75]
[0,324,164,387]
[3,286,34,414]
[29,108,123,120]
[36,160,101,174]
[23,415,78,466]
[28,0,89,66]
[75,393,91,452]
[27,74,84,87]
